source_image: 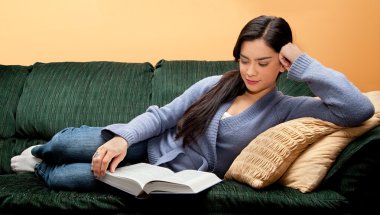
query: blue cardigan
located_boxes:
[102,54,374,177]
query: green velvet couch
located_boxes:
[1,60,379,214]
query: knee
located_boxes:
[45,166,98,191]
[50,127,76,141]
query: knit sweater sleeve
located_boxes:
[101,75,221,146]
[280,53,374,127]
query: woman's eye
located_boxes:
[240,60,249,65]
[258,62,268,67]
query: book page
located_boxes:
[108,163,174,186]
[98,163,175,196]
[98,163,222,196]
[144,170,222,194]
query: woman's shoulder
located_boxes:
[189,75,223,89]
[198,75,223,84]
[178,75,223,99]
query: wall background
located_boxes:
[1,0,379,91]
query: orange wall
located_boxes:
[1,0,379,91]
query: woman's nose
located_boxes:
[246,64,257,76]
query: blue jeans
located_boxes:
[32,126,147,191]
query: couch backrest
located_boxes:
[276,71,314,97]
[15,61,154,140]
[0,65,30,138]
[5,59,314,141]
[152,60,239,106]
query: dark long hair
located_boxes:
[176,15,293,145]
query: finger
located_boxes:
[109,153,125,173]
[100,151,113,176]
[91,152,98,176]
[92,149,106,177]
[92,156,102,177]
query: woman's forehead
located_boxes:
[240,39,277,59]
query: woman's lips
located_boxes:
[246,79,259,85]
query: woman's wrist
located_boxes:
[114,135,128,148]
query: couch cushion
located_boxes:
[0,173,129,212]
[151,60,238,106]
[0,65,30,138]
[205,181,349,214]
[16,61,154,140]
[0,173,349,214]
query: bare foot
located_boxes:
[11,145,42,173]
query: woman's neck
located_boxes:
[244,86,275,103]
[226,87,275,116]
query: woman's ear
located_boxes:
[279,53,291,71]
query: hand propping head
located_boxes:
[279,43,303,71]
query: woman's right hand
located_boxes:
[91,136,128,177]
[279,43,303,71]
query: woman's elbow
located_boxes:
[360,102,375,121]
[345,102,375,127]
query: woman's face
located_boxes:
[239,39,284,96]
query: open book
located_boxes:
[97,163,222,197]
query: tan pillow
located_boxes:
[279,91,380,193]
[224,117,341,189]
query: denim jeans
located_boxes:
[32,126,147,191]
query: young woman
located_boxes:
[11,15,374,191]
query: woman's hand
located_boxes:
[91,136,128,177]
[279,43,303,71]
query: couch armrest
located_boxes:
[321,126,380,213]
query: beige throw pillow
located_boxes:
[224,117,341,189]
[279,91,380,193]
